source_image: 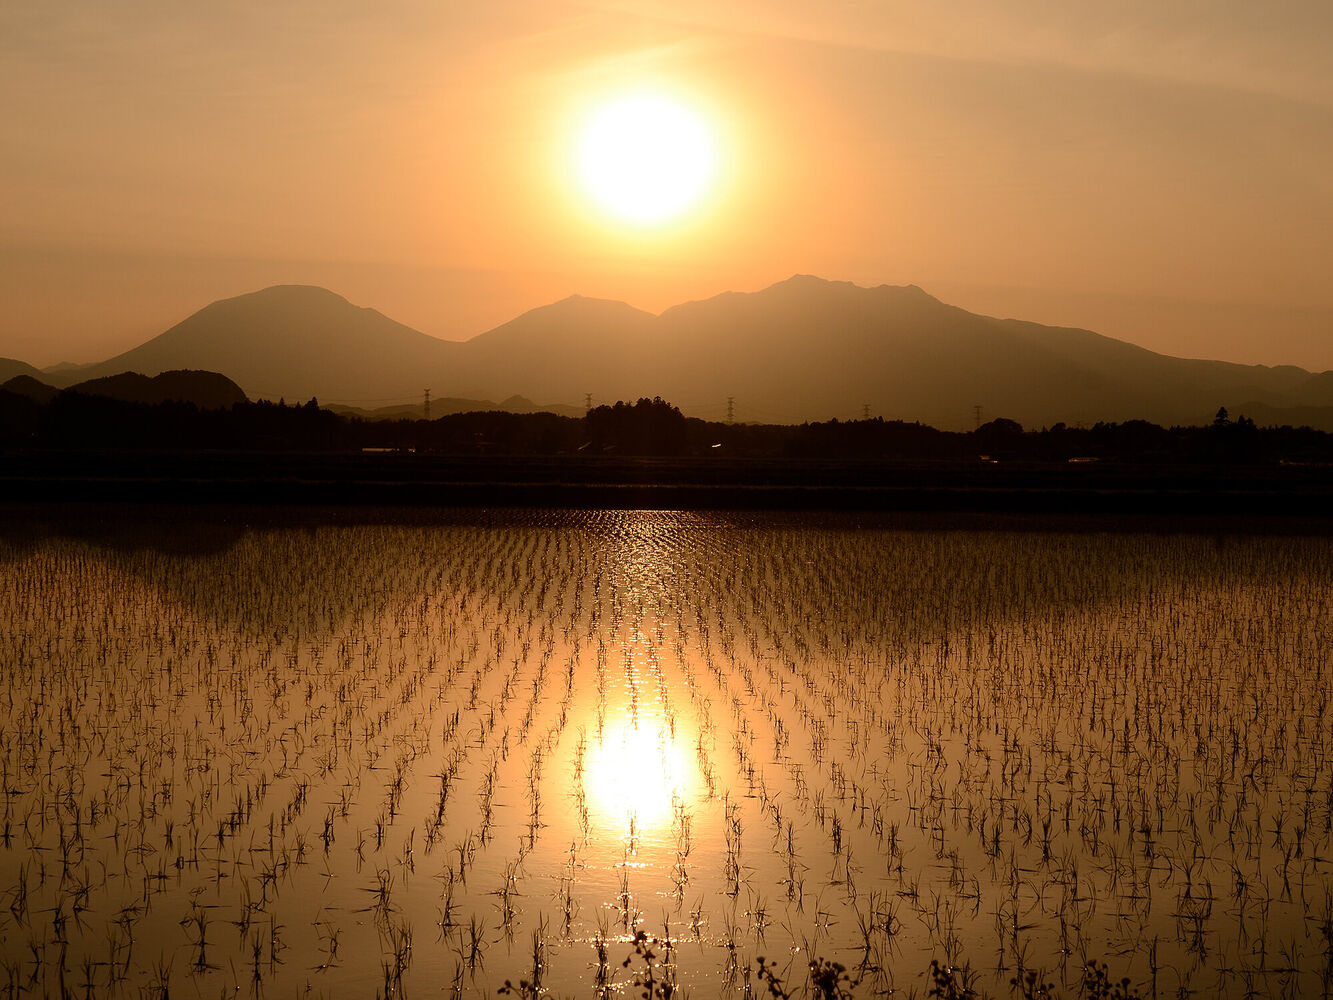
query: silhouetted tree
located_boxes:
[586,397,688,455]
[973,417,1024,456]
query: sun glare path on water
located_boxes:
[574,92,718,226]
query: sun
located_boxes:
[575,92,718,227]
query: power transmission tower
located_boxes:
[862,403,870,420]
[424,388,431,420]
[973,404,983,430]
[726,396,735,424]
[585,392,592,413]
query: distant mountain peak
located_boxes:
[467,294,656,350]
[715,274,942,307]
[776,273,849,288]
[35,283,455,401]
[542,293,646,314]
[772,273,939,299]
[224,284,349,303]
[661,274,943,324]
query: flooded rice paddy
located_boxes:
[2,509,1332,998]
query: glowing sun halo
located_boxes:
[575,93,718,226]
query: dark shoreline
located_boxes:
[3,451,1333,531]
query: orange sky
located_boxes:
[3,1,1331,370]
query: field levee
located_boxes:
[3,449,1333,518]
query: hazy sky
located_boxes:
[3,1,1331,370]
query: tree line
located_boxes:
[2,390,1330,464]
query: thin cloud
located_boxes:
[590,0,1333,108]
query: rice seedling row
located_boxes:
[1,512,1330,998]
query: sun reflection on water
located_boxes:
[587,714,694,831]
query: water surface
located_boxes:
[1,509,1330,998]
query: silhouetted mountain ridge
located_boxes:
[28,277,1333,430]
[43,286,456,403]
[1,358,45,384]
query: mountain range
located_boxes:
[10,276,1333,430]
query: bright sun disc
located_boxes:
[576,93,717,226]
